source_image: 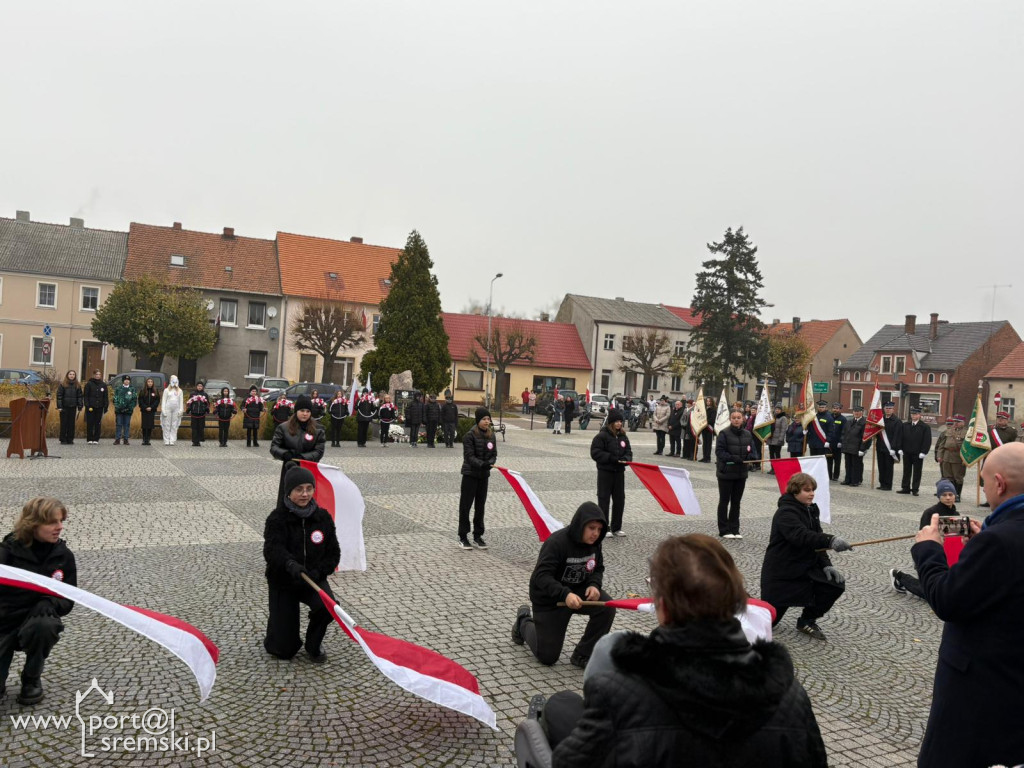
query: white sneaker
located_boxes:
[611,530,627,538]
[723,534,737,539]
[733,533,743,540]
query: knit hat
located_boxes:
[249,385,258,393]
[294,394,313,413]
[474,407,491,423]
[284,465,316,497]
[935,479,956,498]
[607,408,625,424]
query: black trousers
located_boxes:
[442,423,457,447]
[59,407,77,443]
[520,594,615,665]
[330,418,344,445]
[772,576,845,625]
[540,690,586,750]
[564,418,572,435]
[701,432,713,461]
[716,477,745,535]
[407,422,421,445]
[0,614,64,685]
[877,447,895,488]
[683,433,696,460]
[843,453,864,485]
[425,421,438,446]
[357,420,369,446]
[85,408,103,442]
[596,471,625,532]
[901,457,924,493]
[669,430,682,456]
[218,421,230,446]
[246,427,260,446]
[264,579,335,659]
[654,431,666,454]
[831,446,843,480]
[892,569,926,599]
[458,474,488,538]
[191,416,205,445]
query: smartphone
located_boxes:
[938,516,971,538]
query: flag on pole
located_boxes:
[753,387,774,444]
[960,393,991,467]
[299,460,367,571]
[714,388,731,435]
[348,377,361,416]
[796,371,816,429]
[769,455,832,523]
[366,372,372,396]
[309,583,497,729]
[690,387,708,438]
[553,386,559,401]
[0,564,218,702]
[585,387,592,405]
[627,462,702,516]
[862,384,884,443]
[604,597,774,642]
[496,467,565,541]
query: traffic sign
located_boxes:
[812,382,830,393]
[43,325,52,337]
[42,342,51,357]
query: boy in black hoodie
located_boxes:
[512,502,616,668]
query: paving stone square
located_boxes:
[0,425,971,766]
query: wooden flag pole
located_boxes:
[977,464,982,506]
[814,534,916,552]
[557,600,628,609]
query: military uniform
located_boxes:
[875,406,903,491]
[935,417,966,500]
[828,404,847,481]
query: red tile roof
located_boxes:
[986,341,1024,379]
[661,305,703,327]
[276,231,400,304]
[125,223,280,294]
[768,319,849,356]
[442,313,592,370]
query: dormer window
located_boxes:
[171,254,185,267]
[328,272,338,280]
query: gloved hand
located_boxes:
[890,451,897,459]
[285,560,307,581]
[823,566,845,585]
[919,453,926,460]
[823,442,830,448]
[830,536,853,552]
[858,451,865,457]
[898,450,904,457]
[28,601,58,619]
[837,443,842,449]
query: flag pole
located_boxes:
[814,533,916,552]
[976,465,982,506]
[870,435,877,488]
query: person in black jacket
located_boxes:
[828,403,847,480]
[806,401,832,463]
[715,410,754,539]
[423,394,441,448]
[0,497,77,705]
[377,395,397,446]
[262,466,340,662]
[308,390,326,421]
[458,407,497,549]
[512,502,615,669]
[270,395,326,504]
[242,385,265,448]
[875,402,903,490]
[272,396,293,427]
[404,393,424,448]
[890,479,959,598]
[590,409,633,536]
[786,419,805,458]
[563,397,575,435]
[840,405,866,486]
[186,382,210,446]
[137,378,160,446]
[440,396,459,448]
[667,400,684,457]
[523,533,827,768]
[760,473,853,640]
[55,370,83,445]
[213,387,237,447]
[82,369,108,445]
[898,407,932,496]
[327,391,348,447]
[355,389,377,448]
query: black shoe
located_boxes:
[877,486,891,491]
[307,648,328,664]
[473,536,489,550]
[653,451,662,455]
[17,679,44,705]
[796,620,827,641]
[527,693,546,720]
[569,653,589,669]
[247,441,252,447]
[912,491,919,496]
[840,481,851,486]
[512,604,530,645]
[890,569,907,594]
[458,537,472,550]
[897,489,911,495]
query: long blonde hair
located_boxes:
[13,497,68,546]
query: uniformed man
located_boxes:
[898,407,932,496]
[934,415,966,501]
[807,401,832,466]
[979,411,1020,507]
[829,403,847,481]
[875,402,903,491]
[840,405,866,486]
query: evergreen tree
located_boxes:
[685,227,769,393]
[360,231,451,392]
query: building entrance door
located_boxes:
[82,342,104,377]
[178,359,198,388]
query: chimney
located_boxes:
[222,227,235,239]
[930,312,939,340]
[15,210,29,222]
[792,316,801,333]
[905,314,916,335]
[350,236,363,244]
[772,318,780,326]
[615,296,625,302]
[172,222,182,230]
[69,217,84,228]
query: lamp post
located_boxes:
[485,272,503,409]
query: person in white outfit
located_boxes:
[160,375,184,445]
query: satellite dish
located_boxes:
[206,300,215,311]
[267,306,278,319]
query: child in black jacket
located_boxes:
[890,479,959,598]
[213,387,237,447]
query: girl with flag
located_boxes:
[213,387,237,447]
[186,381,210,447]
[327,390,348,447]
[270,395,326,504]
[242,385,265,447]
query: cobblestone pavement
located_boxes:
[0,425,979,766]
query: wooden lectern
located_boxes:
[6,397,50,459]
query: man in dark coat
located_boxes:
[440,396,459,448]
[840,405,867,486]
[828,402,847,480]
[82,369,108,445]
[806,401,831,462]
[423,394,441,448]
[511,502,615,668]
[590,409,632,536]
[898,407,932,496]
[404,393,424,447]
[874,401,903,490]
[911,442,1024,768]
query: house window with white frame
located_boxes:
[247,301,267,328]
[599,369,611,396]
[880,356,892,374]
[674,340,685,357]
[220,299,238,326]
[895,356,906,374]
[372,314,381,335]
[854,371,861,381]
[928,373,935,383]
[31,336,53,365]
[1002,397,1016,422]
[851,389,863,409]
[670,375,683,392]
[248,350,268,377]
[603,334,615,351]
[81,286,100,311]
[37,282,57,308]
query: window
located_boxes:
[880,356,892,374]
[674,340,685,357]
[940,373,948,384]
[851,390,863,410]
[457,369,484,390]
[220,299,238,326]
[247,302,267,328]
[843,372,850,381]
[600,369,611,396]
[671,375,683,392]
[895,356,906,374]
[1003,397,1016,421]
[31,336,53,365]
[247,351,268,377]
[854,371,861,382]
[650,375,659,391]
[37,282,57,308]
[81,286,99,311]
[532,375,576,392]
[170,254,185,267]
[928,373,935,383]
[372,314,381,335]
[333,357,355,386]
[865,372,871,382]
[603,334,615,351]
[915,373,922,383]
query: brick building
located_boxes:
[767,317,862,407]
[984,341,1024,423]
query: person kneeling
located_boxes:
[515,534,827,768]
[0,497,77,705]
[263,466,340,662]
[512,502,614,669]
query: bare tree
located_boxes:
[467,320,538,418]
[289,301,366,383]
[618,329,674,399]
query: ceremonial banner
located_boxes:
[960,394,991,467]
[585,387,592,405]
[862,385,884,443]
[690,388,708,438]
[299,460,367,571]
[769,455,832,523]
[796,371,816,429]
[496,467,564,541]
[348,377,361,416]
[714,388,731,435]
[753,387,774,444]
[0,565,218,702]
[604,597,774,642]
[627,462,702,516]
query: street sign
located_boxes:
[813,382,830,393]
[43,325,52,337]
[42,342,51,357]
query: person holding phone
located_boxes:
[890,479,961,598]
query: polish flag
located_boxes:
[299,460,366,571]
[309,581,497,729]
[0,564,218,702]
[585,387,592,405]
[496,467,564,541]
[769,455,832,523]
[603,597,775,642]
[863,384,884,443]
[627,462,702,516]
[348,377,361,416]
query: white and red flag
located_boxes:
[348,377,361,416]
[627,462,702,516]
[0,564,218,702]
[769,455,832,523]
[309,581,497,729]
[603,597,775,642]
[862,384,884,443]
[496,467,564,541]
[585,387,592,405]
[299,460,366,571]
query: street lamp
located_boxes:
[485,272,503,409]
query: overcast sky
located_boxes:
[4,1,1022,349]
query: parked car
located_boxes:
[0,368,45,386]
[588,394,611,416]
[201,379,236,398]
[253,376,291,399]
[265,381,344,404]
[107,371,168,393]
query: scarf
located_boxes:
[283,497,316,519]
[982,492,1024,530]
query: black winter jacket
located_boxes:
[440,401,459,425]
[551,621,827,768]
[901,419,932,457]
[243,396,266,429]
[760,494,835,607]
[83,379,108,412]
[328,398,348,420]
[806,411,832,451]
[786,421,804,454]
[405,400,424,424]
[0,533,77,633]
[262,501,340,587]
[270,422,326,463]
[186,391,210,418]
[667,406,684,434]
[423,401,441,423]
[356,398,377,422]
[877,414,903,454]
[528,502,607,610]
[841,416,866,455]
[56,383,83,410]
[590,426,633,473]
[716,426,754,480]
[213,397,237,421]
[272,400,293,424]
[461,426,497,478]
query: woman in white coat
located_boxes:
[160,375,184,445]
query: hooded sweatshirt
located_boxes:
[529,502,607,609]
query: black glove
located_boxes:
[285,561,307,581]
[830,536,853,553]
[28,600,59,619]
